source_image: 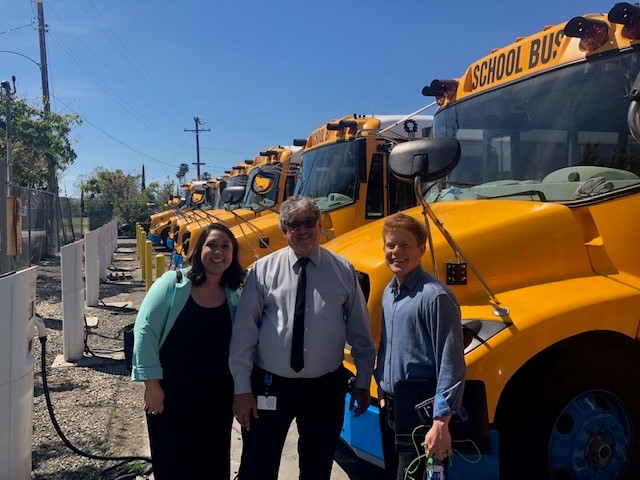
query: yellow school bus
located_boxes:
[219,113,433,269]
[331,5,640,478]
[164,161,252,253]
[146,180,209,248]
[170,145,301,265]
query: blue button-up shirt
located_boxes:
[374,266,465,419]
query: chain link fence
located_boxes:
[10,185,91,271]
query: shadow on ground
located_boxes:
[334,439,386,479]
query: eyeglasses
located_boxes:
[286,218,318,231]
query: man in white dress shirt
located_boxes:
[229,195,375,480]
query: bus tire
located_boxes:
[497,335,640,479]
[160,229,170,250]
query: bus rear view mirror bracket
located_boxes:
[389,137,510,318]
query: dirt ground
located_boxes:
[29,238,386,479]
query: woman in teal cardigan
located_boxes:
[132,223,244,479]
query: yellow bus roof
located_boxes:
[444,11,640,104]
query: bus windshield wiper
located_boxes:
[477,190,547,201]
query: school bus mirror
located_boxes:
[191,192,205,205]
[388,138,460,182]
[220,185,245,205]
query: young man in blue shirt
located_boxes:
[374,212,466,480]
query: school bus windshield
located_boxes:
[243,165,284,211]
[431,49,640,202]
[294,141,358,210]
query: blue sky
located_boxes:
[2,0,613,197]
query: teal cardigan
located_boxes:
[131,268,242,381]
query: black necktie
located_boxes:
[291,257,310,372]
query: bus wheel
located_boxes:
[161,229,170,249]
[498,344,640,479]
[548,389,631,479]
[182,235,190,256]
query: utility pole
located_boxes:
[184,117,209,180]
[35,1,51,115]
[34,0,58,253]
[1,80,14,274]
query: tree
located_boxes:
[0,96,81,188]
[80,169,176,226]
[154,176,176,204]
[176,163,189,187]
[82,168,144,226]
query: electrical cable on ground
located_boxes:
[37,333,153,479]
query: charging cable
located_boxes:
[402,423,483,480]
[35,318,153,479]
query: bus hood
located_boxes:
[325,199,595,308]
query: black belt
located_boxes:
[253,364,344,383]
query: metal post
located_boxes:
[144,240,152,291]
[0,81,12,274]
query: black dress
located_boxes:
[146,295,233,479]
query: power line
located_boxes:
[0,23,33,35]
[43,6,188,144]
[50,92,183,168]
[84,0,194,120]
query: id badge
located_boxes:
[257,395,277,410]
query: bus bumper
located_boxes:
[340,397,385,468]
[147,233,161,245]
[172,252,184,268]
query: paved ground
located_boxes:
[140,241,386,479]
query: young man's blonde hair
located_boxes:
[382,212,427,246]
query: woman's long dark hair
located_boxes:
[186,223,245,289]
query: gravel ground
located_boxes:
[31,240,153,480]
[27,238,386,480]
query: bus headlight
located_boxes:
[462,319,509,354]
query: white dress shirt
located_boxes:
[229,245,375,394]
